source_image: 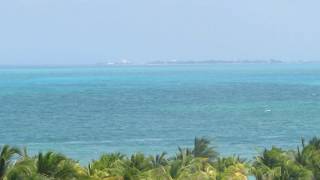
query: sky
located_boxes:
[0,0,320,65]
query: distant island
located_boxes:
[96,59,284,66]
[147,59,283,65]
[93,59,320,66]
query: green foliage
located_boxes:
[174,157,217,180]
[193,137,219,161]
[294,137,320,179]
[37,151,82,179]
[151,153,168,168]
[214,156,248,180]
[128,153,152,172]
[252,147,312,180]
[88,153,126,179]
[4,136,320,179]
[0,145,22,180]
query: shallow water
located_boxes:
[1,64,320,163]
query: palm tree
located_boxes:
[5,158,40,180]
[174,147,192,161]
[192,137,218,161]
[36,151,80,179]
[174,157,217,180]
[151,152,167,168]
[308,137,320,149]
[108,153,153,180]
[0,145,21,180]
[128,153,152,171]
[214,156,247,180]
[88,152,126,179]
[252,147,312,180]
[294,137,320,179]
[139,166,172,180]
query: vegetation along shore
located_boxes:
[1,137,320,180]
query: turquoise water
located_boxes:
[1,64,320,163]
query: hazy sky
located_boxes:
[0,0,320,65]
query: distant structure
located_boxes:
[96,59,132,66]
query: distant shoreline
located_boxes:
[1,60,320,68]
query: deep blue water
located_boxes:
[1,64,320,163]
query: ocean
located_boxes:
[1,64,320,163]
